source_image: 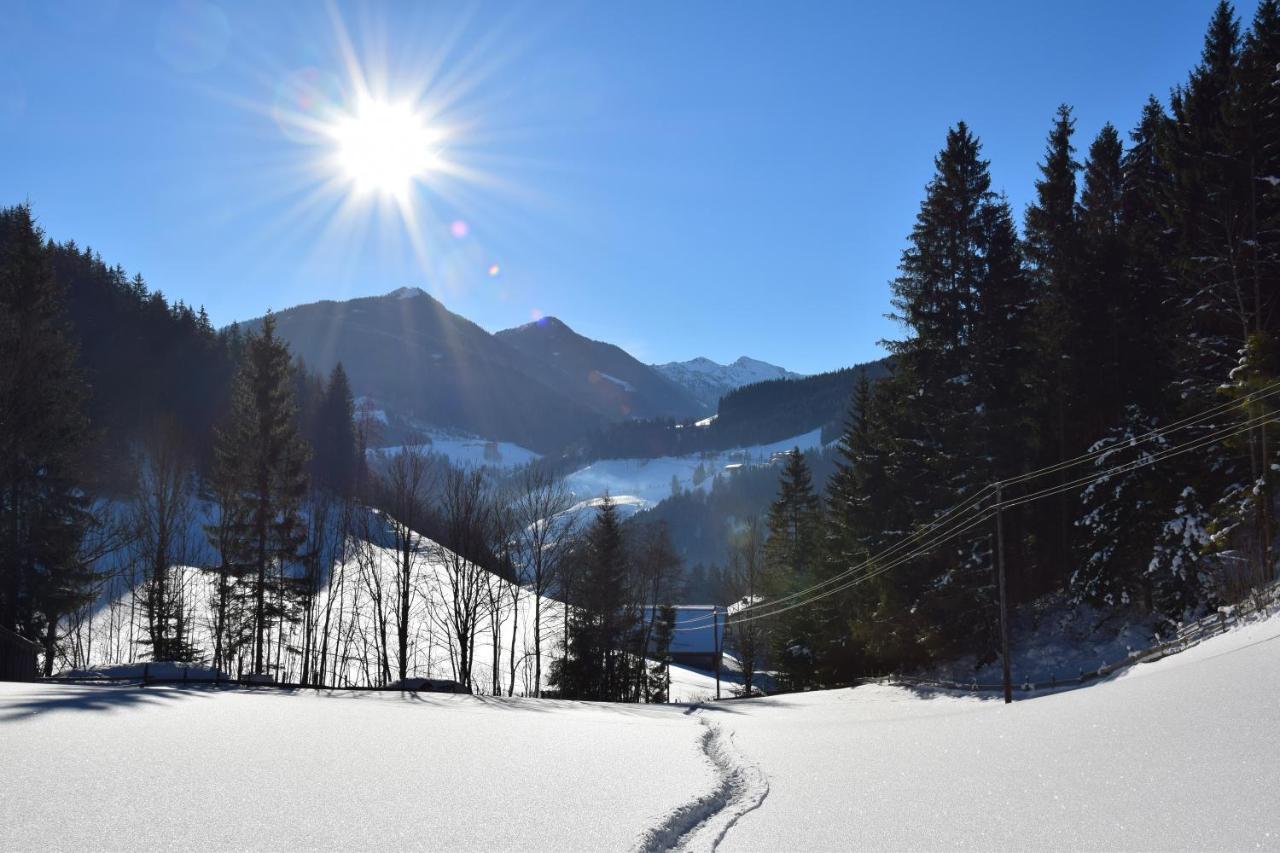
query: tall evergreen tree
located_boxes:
[209,314,310,676]
[550,496,637,701]
[763,448,822,688]
[311,362,360,497]
[874,123,1014,665]
[0,205,94,672]
[1023,104,1085,592]
[1078,123,1129,433]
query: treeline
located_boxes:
[578,360,887,461]
[49,239,239,488]
[750,2,1280,689]
[550,497,682,702]
[0,201,370,674]
[628,445,836,590]
[1,208,685,696]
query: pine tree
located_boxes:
[1073,101,1189,618]
[550,496,637,701]
[762,449,821,688]
[1023,104,1085,593]
[311,362,359,497]
[1078,124,1128,433]
[0,205,94,672]
[209,314,310,677]
[873,123,1012,666]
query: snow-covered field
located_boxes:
[373,431,541,471]
[564,428,824,511]
[8,602,1279,850]
[0,688,714,851]
[64,517,563,694]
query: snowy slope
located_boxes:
[563,428,823,512]
[62,515,563,693]
[6,606,1280,849]
[652,357,802,410]
[374,429,541,471]
[0,687,716,852]
[710,611,1280,851]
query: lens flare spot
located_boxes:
[488,263,501,278]
[450,220,469,239]
[530,308,543,322]
[273,67,343,143]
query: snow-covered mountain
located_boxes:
[652,356,803,410]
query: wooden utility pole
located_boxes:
[995,482,1012,704]
[713,606,721,701]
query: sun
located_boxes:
[330,98,440,197]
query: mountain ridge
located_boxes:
[653,355,803,410]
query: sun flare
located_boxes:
[330,98,439,197]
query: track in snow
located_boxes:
[633,708,769,853]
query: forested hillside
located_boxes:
[1,206,366,673]
[579,358,889,460]
[744,1,1280,689]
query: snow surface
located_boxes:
[0,687,715,852]
[63,522,563,694]
[564,428,823,512]
[713,611,1280,851]
[597,371,637,393]
[373,431,541,471]
[6,609,1280,849]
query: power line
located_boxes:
[691,411,1279,631]
[677,380,1280,631]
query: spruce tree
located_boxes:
[551,496,636,700]
[312,362,359,497]
[763,449,821,688]
[1073,102,1188,618]
[0,205,93,672]
[210,314,310,677]
[1078,124,1128,434]
[1023,104,1084,592]
[875,123,1009,666]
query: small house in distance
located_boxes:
[646,605,725,671]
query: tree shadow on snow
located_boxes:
[0,683,202,721]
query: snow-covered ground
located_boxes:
[373,430,541,471]
[0,687,714,851]
[713,610,1280,851]
[564,428,824,511]
[9,604,1278,850]
[64,516,564,694]
[921,590,1160,686]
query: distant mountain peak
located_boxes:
[496,317,704,419]
[385,286,427,300]
[512,315,569,333]
[652,355,802,409]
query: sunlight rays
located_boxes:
[198,1,563,313]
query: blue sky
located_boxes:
[1,0,1248,374]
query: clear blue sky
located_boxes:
[1,0,1248,374]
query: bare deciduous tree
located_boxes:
[510,468,578,698]
[131,422,200,662]
[431,468,493,691]
[378,447,434,683]
[726,516,766,697]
